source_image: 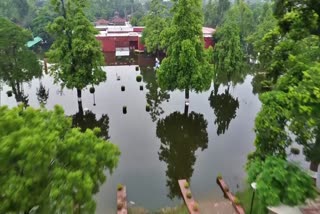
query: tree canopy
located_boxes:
[246,0,320,208]
[0,17,42,105]
[203,0,231,27]
[141,0,169,53]
[0,105,120,213]
[247,156,317,206]
[47,0,106,101]
[157,0,214,102]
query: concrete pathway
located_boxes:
[199,198,237,214]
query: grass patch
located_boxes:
[236,187,267,214]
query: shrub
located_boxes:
[121,86,125,91]
[6,91,12,97]
[122,106,127,114]
[117,202,123,210]
[193,203,199,212]
[291,147,300,155]
[146,104,150,112]
[117,183,123,191]
[186,191,192,199]
[89,87,95,94]
[184,181,189,189]
[217,173,222,179]
[136,75,142,82]
[234,197,241,205]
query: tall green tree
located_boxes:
[246,2,277,59]
[0,18,42,105]
[0,105,120,213]
[227,0,254,48]
[47,0,106,109]
[203,0,230,27]
[213,18,244,83]
[157,0,214,114]
[248,0,320,196]
[141,0,168,54]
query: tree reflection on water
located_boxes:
[72,103,110,140]
[209,84,239,136]
[156,111,208,199]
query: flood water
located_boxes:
[0,54,261,212]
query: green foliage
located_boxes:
[253,91,291,159]
[0,105,120,213]
[47,0,106,92]
[87,0,145,21]
[0,18,41,83]
[203,0,231,27]
[0,17,42,105]
[227,0,254,43]
[186,191,192,199]
[136,75,142,82]
[247,2,277,59]
[290,147,300,155]
[247,157,317,206]
[184,181,189,189]
[234,197,240,205]
[273,0,320,39]
[213,19,244,82]
[31,2,57,46]
[192,202,199,211]
[117,183,123,191]
[141,0,169,53]
[0,0,35,27]
[249,0,320,164]
[157,0,214,96]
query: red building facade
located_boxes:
[95,23,215,54]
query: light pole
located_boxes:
[249,182,257,214]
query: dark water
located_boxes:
[0,54,261,212]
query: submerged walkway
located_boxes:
[198,199,236,214]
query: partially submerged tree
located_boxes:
[157,0,214,114]
[0,17,42,105]
[213,18,244,82]
[47,0,106,108]
[247,0,320,207]
[0,105,120,213]
[141,0,169,54]
[203,0,231,27]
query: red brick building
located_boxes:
[95,22,215,56]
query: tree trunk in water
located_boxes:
[77,89,83,115]
[214,83,219,96]
[184,103,189,116]
[310,162,319,172]
[184,88,189,116]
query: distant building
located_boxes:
[95,19,109,26]
[95,21,215,56]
